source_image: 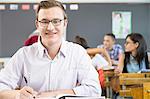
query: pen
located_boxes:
[24,76,36,98]
[24,76,28,85]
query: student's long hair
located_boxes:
[124,33,149,72]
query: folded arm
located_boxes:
[87,48,112,66]
[0,90,18,99]
[36,89,75,98]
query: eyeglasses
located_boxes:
[38,18,64,27]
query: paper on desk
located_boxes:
[36,94,105,99]
[102,66,115,70]
[36,97,56,99]
[92,54,109,68]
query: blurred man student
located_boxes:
[97,33,124,68]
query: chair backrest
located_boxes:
[119,73,150,86]
[24,35,38,46]
[143,82,150,99]
[119,73,150,99]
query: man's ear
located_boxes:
[64,19,68,28]
[35,20,39,29]
[112,39,115,45]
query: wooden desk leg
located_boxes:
[106,77,110,98]
[110,87,113,98]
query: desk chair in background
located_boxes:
[24,35,38,46]
[24,29,39,46]
[143,82,150,99]
[119,73,150,99]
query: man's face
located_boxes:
[103,35,115,49]
[36,7,67,46]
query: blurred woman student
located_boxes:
[122,33,149,73]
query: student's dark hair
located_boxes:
[74,36,89,49]
[36,0,67,21]
[105,33,116,40]
[123,33,149,72]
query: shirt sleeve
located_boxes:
[72,47,102,96]
[117,44,124,54]
[0,48,24,91]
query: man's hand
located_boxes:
[16,86,38,99]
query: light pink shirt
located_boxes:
[0,40,101,96]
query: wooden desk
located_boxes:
[143,83,150,99]
[119,73,150,99]
[103,68,115,98]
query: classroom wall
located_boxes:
[0,14,2,56]
[67,3,150,49]
[0,3,150,57]
[148,4,150,51]
[1,10,36,57]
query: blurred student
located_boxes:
[97,33,124,67]
[74,35,112,67]
[0,1,101,99]
[113,33,150,99]
[117,33,150,73]
[74,35,89,49]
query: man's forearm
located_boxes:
[37,89,75,98]
[0,90,18,99]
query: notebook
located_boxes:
[37,94,105,99]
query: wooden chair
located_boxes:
[119,73,150,99]
[103,69,115,98]
[143,82,150,99]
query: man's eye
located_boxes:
[54,20,58,23]
[53,20,59,24]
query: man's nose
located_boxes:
[47,22,55,30]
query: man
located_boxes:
[0,0,101,99]
[97,33,124,67]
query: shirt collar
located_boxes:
[59,39,67,57]
[110,45,116,51]
[130,54,136,62]
[37,37,67,58]
[130,55,134,59]
[37,36,46,58]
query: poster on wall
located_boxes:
[112,11,132,39]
